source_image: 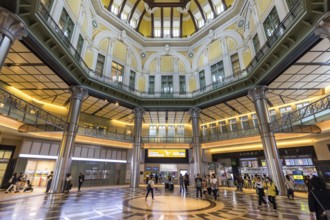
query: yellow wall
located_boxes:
[131,54,137,69]
[139,19,152,37]
[243,49,252,68]
[101,0,110,7]
[182,19,195,37]
[66,0,81,18]
[99,38,109,52]
[81,14,88,35]
[137,76,145,91]
[225,0,234,7]
[84,48,94,68]
[208,40,222,62]
[257,0,272,18]
[226,37,236,51]
[179,60,185,73]
[149,60,156,72]
[161,56,173,72]
[113,41,127,63]
[198,54,204,68]
[189,77,196,91]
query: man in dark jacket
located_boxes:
[308,176,330,220]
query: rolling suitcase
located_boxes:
[165,182,169,190]
[169,183,174,191]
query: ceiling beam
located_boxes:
[208,0,216,17]
[128,0,141,23]
[224,102,241,114]
[170,7,173,38]
[107,0,114,10]
[136,10,146,31]
[221,0,228,10]
[180,13,183,38]
[91,102,111,115]
[118,0,127,18]
[161,7,164,38]
[194,0,206,22]
[188,10,198,32]
[266,98,274,107]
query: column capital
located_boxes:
[70,86,88,100]
[133,107,145,118]
[314,12,330,40]
[248,85,268,101]
[189,107,201,118]
[0,7,28,41]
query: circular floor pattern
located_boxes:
[124,195,223,213]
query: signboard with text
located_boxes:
[148,149,186,158]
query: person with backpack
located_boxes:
[195,174,203,199]
[5,173,18,193]
[211,173,219,200]
[145,176,155,201]
[308,176,330,220]
[266,177,278,211]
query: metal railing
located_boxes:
[77,126,133,142]
[271,95,330,132]
[35,0,305,99]
[0,89,67,131]
[200,127,260,142]
[142,136,192,144]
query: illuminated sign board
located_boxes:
[292,170,304,184]
[148,149,186,158]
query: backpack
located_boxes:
[196,178,202,187]
[275,185,279,195]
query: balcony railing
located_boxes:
[77,126,133,142]
[271,95,330,132]
[200,127,260,142]
[0,89,67,132]
[35,0,305,99]
[142,136,192,144]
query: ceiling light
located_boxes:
[115,102,119,106]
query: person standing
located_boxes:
[255,177,268,208]
[285,174,295,199]
[211,174,219,200]
[155,173,159,184]
[308,176,330,220]
[179,174,184,194]
[267,178,278,211]
[304,175,313,192]
[78,172,85,192]
[145,176,155,201]
[45,171,53,193]
[184,174,189,193]
[5,173,18,193]
[195,174,203,199]
[64,173,73,193]
[206,174,212,197]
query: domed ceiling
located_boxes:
[102,0,234,38]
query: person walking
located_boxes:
[179,174,184,194]
[45,171,53,193]
[5,173,18,193]
[78,172,85,192]
[255,177,268,208]
[145,176,155,201]
[285,174,295,199]
[211,173,219,200]
[184,174,189,193]
[206,174,212,197]
[308,176,330,220]
[195,174,203,199]
[267,178,278,211]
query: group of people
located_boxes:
[5,171,85,194]
[194,173,219,200]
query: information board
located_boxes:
[148,149,186,158]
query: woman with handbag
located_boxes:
[308,176,330,220]
[145,176,155,201]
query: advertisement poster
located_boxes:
[148,149,186,158]
[292,170,304,184]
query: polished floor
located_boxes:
[0,185,311,220]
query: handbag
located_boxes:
[146,184,152,190]
[311,191,330,219]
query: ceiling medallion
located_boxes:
[141,52,146,59]
[188,51,194,58]
[92,20,98,28]
[237,19,244,29]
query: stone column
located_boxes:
[0,7,28,69]
[248,86,286,195]
[52,86,88,193]
[130,107,144,188]
[189,107,202,177]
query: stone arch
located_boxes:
[192,30,243,70]
[144,50,191,73]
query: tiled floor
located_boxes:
[0,185,311,220]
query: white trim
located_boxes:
[71,157,127,163]
[19,154,57,160]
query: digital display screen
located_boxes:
[148,149,186,158]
